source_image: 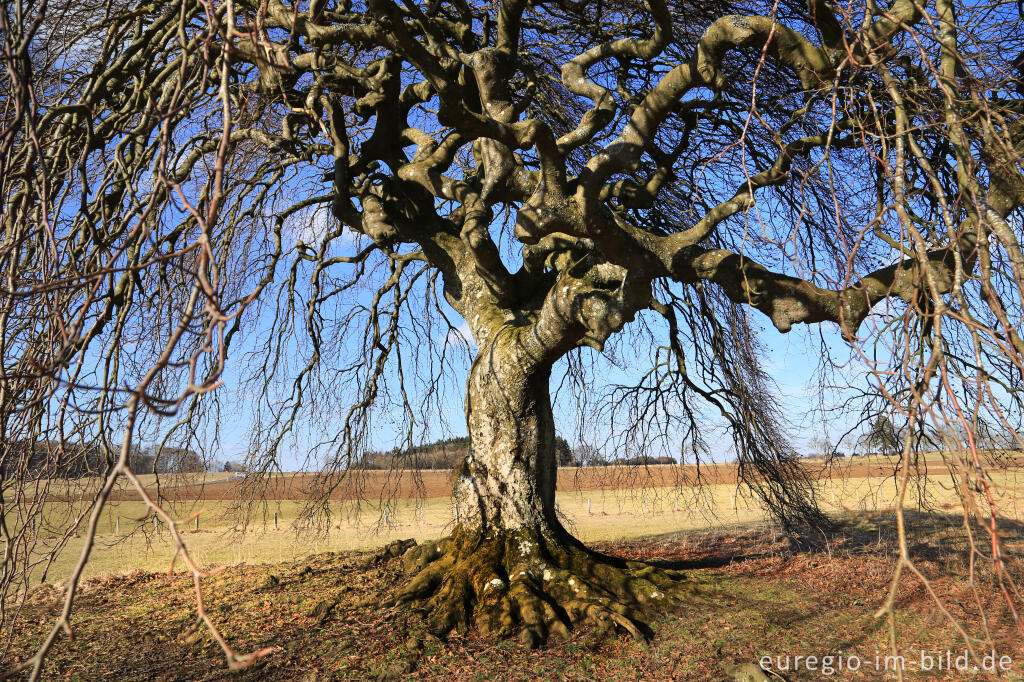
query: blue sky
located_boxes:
[208,247,866,470]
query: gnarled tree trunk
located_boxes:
[457,339,558,532]
[393,336,687,646]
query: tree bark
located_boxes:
[390,334,689,646]
[456,338,558,532]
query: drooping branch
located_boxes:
[6,0,1024,665]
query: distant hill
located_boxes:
[351,437,676,470]
[352,437,470,470]
[2,440,206,479]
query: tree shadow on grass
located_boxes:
[597,509,1024,572]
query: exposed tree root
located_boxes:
[386,526,690,647]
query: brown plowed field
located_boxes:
[99,453,1023,502]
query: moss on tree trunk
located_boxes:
[390,338,689,645]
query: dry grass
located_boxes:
[16,468,1024,584]
[9,511,1024,680]
[26,452,1023,502]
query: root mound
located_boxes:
[387,526,689,647]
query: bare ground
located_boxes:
[9,511,1024,680]
[82,453,1023,502]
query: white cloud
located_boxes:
[446,321,474,348]
[291,206,361,247]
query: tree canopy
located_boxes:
[3,0,1024,674]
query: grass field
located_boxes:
[7,459,1024,680]
[15,465,1024,584]
[8,511,1024,680]
[27,451,1020,502]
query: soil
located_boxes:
[99,452,1023,502]
[9,511,1024,680]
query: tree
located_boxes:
[555,436,575,467]
[4,0,1024,674]
[862,416,901,455]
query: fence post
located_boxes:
[274,512,278,530]
[115,517,120,535]
[153,516,158,534]
[587,498,591,515]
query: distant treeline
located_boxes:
[591,455,677,467]
[351,436,470,470]
[2,440,206,479]
[351,436,678,470]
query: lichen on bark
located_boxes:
[391,523,689,646]
[383,318,690,644]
